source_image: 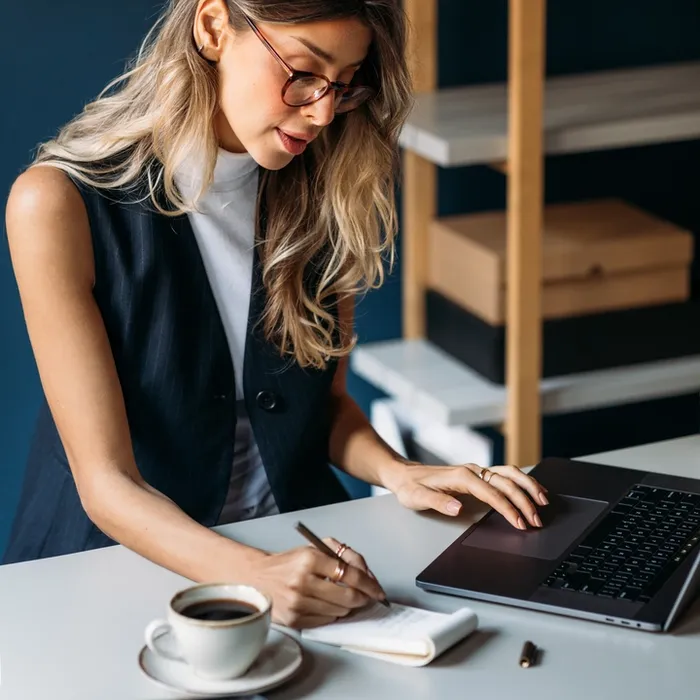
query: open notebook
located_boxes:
[300,602,478,666]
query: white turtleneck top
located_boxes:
[175,148,279,524]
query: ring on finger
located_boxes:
[336,542,348,559]
[479,467,495,485]
[331,560,348,584]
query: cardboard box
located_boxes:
[428,199,693,325]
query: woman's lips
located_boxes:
[276,128,310,155]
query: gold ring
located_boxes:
[480,468,495,484]
[331,560,348,584]
[336,543,348,559]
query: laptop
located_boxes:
[416,456,700,632]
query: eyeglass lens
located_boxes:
[284,76,371,113]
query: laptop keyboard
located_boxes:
[543,485,700,603]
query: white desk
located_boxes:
[1,435,700,699]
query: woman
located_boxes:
[4,0,547,628]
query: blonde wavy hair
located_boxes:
[32,0,413,369]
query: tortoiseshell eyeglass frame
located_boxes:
[241,13,376,113]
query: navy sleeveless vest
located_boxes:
[3,169,350,564]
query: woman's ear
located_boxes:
[193,0,232,62]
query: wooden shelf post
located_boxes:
[402,0,437,339]
[505,0,547,466]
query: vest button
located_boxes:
[256,390,278,411]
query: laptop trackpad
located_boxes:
[461,494,608,560]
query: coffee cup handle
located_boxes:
[144,619,185,663]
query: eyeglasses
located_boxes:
[242,14,376,114]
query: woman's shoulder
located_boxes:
[9,157,171,218]
[6,164,95,287]
[6,165,88,240]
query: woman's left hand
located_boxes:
[385,462,549,530]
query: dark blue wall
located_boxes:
[2,1,700,554]
[0,1,166,555]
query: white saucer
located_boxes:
[138,627,303,697]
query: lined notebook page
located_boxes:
[301,602,478,666]
[318,602,449,636]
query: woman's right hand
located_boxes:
[245,540,387,629]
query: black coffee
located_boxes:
[180,598,259,621]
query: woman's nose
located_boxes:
[303,91,336,127]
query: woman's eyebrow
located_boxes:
[290,35,364,68]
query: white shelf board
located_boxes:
[400,61,700,167]
[351,338,700,427]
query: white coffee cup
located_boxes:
[144,583,272,680]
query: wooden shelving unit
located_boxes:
[351,1,700,466]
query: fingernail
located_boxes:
[539,492,549,505]
[534,514,543,527]
[517,517,526,530]
[446,500,461,515]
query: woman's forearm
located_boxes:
[327,392,408,491]
[83,468,266,582]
